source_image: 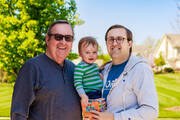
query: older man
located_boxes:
[11,20,82,120]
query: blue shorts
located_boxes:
[86,90,102,99]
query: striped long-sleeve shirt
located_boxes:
[74,61,103,96]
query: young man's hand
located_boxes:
[90,111,114,120]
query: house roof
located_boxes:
[165,34,180,47]
[153,34,180,56]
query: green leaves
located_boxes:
[155,52,166,67]
[0,0,83,82]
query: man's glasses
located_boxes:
[107,37,127,44]
[48,34,74,42]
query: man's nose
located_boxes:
[112,39,118,45]
[59,37,66,44]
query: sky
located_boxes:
[72,0,178,54]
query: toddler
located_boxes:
[74,36,103,106]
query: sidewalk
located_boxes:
[0,117,10,119]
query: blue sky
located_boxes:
[72,0,178,53]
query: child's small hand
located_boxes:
[80,94,89,106]
[100,73,103,80]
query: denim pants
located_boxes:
[86,90,101,99]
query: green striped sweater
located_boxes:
[74,61,103,96]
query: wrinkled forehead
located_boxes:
[107,28,127,38]
[51,23,73,35]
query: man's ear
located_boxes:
[128,41,132,48]
[79,51,82,57]
[45,34,50,46]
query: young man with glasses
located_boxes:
[11,20,82,120]
[91,25,159,120]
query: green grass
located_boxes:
[0,83,13,117]
[156,118,180,120]
[0,73,180,118]
[155,73,180,118]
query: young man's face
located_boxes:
[46,23,73,65]
[80,44,98,64]
[106,28,132,61]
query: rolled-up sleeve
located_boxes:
[11,61,37,120]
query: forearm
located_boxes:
[114,105,158,120]
[74,74,85,95]
[74,80,86,96]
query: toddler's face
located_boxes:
[80,44,98,64]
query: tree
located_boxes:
[154,52,166,67]
[97,45,111,64]
[171,0,180,33]
[142,36,155,48]
[0,0,83,82]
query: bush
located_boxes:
[164,67,174,73]
[154,52,166,67]
[154,70,163,74]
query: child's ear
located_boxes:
[79,51,82,57]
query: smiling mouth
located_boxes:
[57,47,66,50]
[88,58,94,61]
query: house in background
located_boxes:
[154,34,180,69]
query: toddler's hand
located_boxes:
[100,73,103,80]
[80,94,89,106]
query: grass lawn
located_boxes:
[0,73,180,118]
[155,73,180,118]
[0,83,13,117]
[158,118,180,120]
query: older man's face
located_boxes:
[46,23,73,65]
[106,28,132,61]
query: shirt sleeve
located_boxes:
[11,61,37,120]
[74,65,86,96]
[114,63,159,120]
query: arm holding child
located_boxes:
[74,65,89,106]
